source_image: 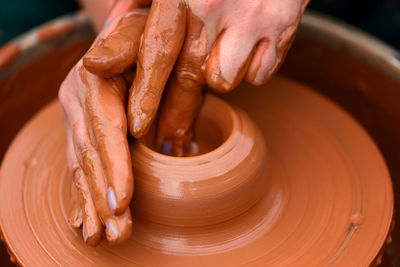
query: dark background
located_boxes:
[0,0,399,49]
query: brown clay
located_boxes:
[0,76,393,266]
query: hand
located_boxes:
[83,0,190,155]
[59,9,147,246]
[155,0,310,155]
[85,0,309,156]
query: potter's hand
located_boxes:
[59,10,147,246]
[83,0,188,151]
[157,0,310,155]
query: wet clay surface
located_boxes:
[0,76,393,266]
[281,37,400,266]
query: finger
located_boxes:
[105,209,133,245]
[245,39,276,86]
[156,10,207,156]
[72,119,123,241]
[68,181,83,229]
[63,115,102,245]
[83,10,148,78]
[205,30,255,93]
[61,97,83,230]
[128,0,187,138]
[82,69,133,215]
[75,168,103,246]
[246,15,302,86]
[71,113,132,247]
[61,64,133,245]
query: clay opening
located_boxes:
[140,95,235,157]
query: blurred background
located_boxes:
[0,0,399,49]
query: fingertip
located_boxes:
[128,109,152,138]
[205,33,255,93]
[245,40,276,86]
[82,222,103,246]
[82,46,111,78]
[84,11,148,78]
[106,211,132,245]
[105,220,119,243]
[205,48,234,93]
[108,187,132,215]
[68,206,83,229]
[83,42,127,78]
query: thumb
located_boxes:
[83,9,148,78]
[127,0,187,138]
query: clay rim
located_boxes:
[135,93,242,165]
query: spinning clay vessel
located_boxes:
[0,76,393,266]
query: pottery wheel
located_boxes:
[0,76,393,266]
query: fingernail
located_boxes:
[108,187,117,213]
[82,224,88,243]
[103,18,109,29]
[106,220,119,241]
[161,141,172,155]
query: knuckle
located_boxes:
[176,69,202,91]
[277,7,299,28]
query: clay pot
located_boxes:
[132,94,268,227]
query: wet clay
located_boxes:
[0,76,393,266]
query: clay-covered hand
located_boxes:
[156,0,310,156]
[59,9,147,246]
[83,0,310,157]
[83,0,188,153]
